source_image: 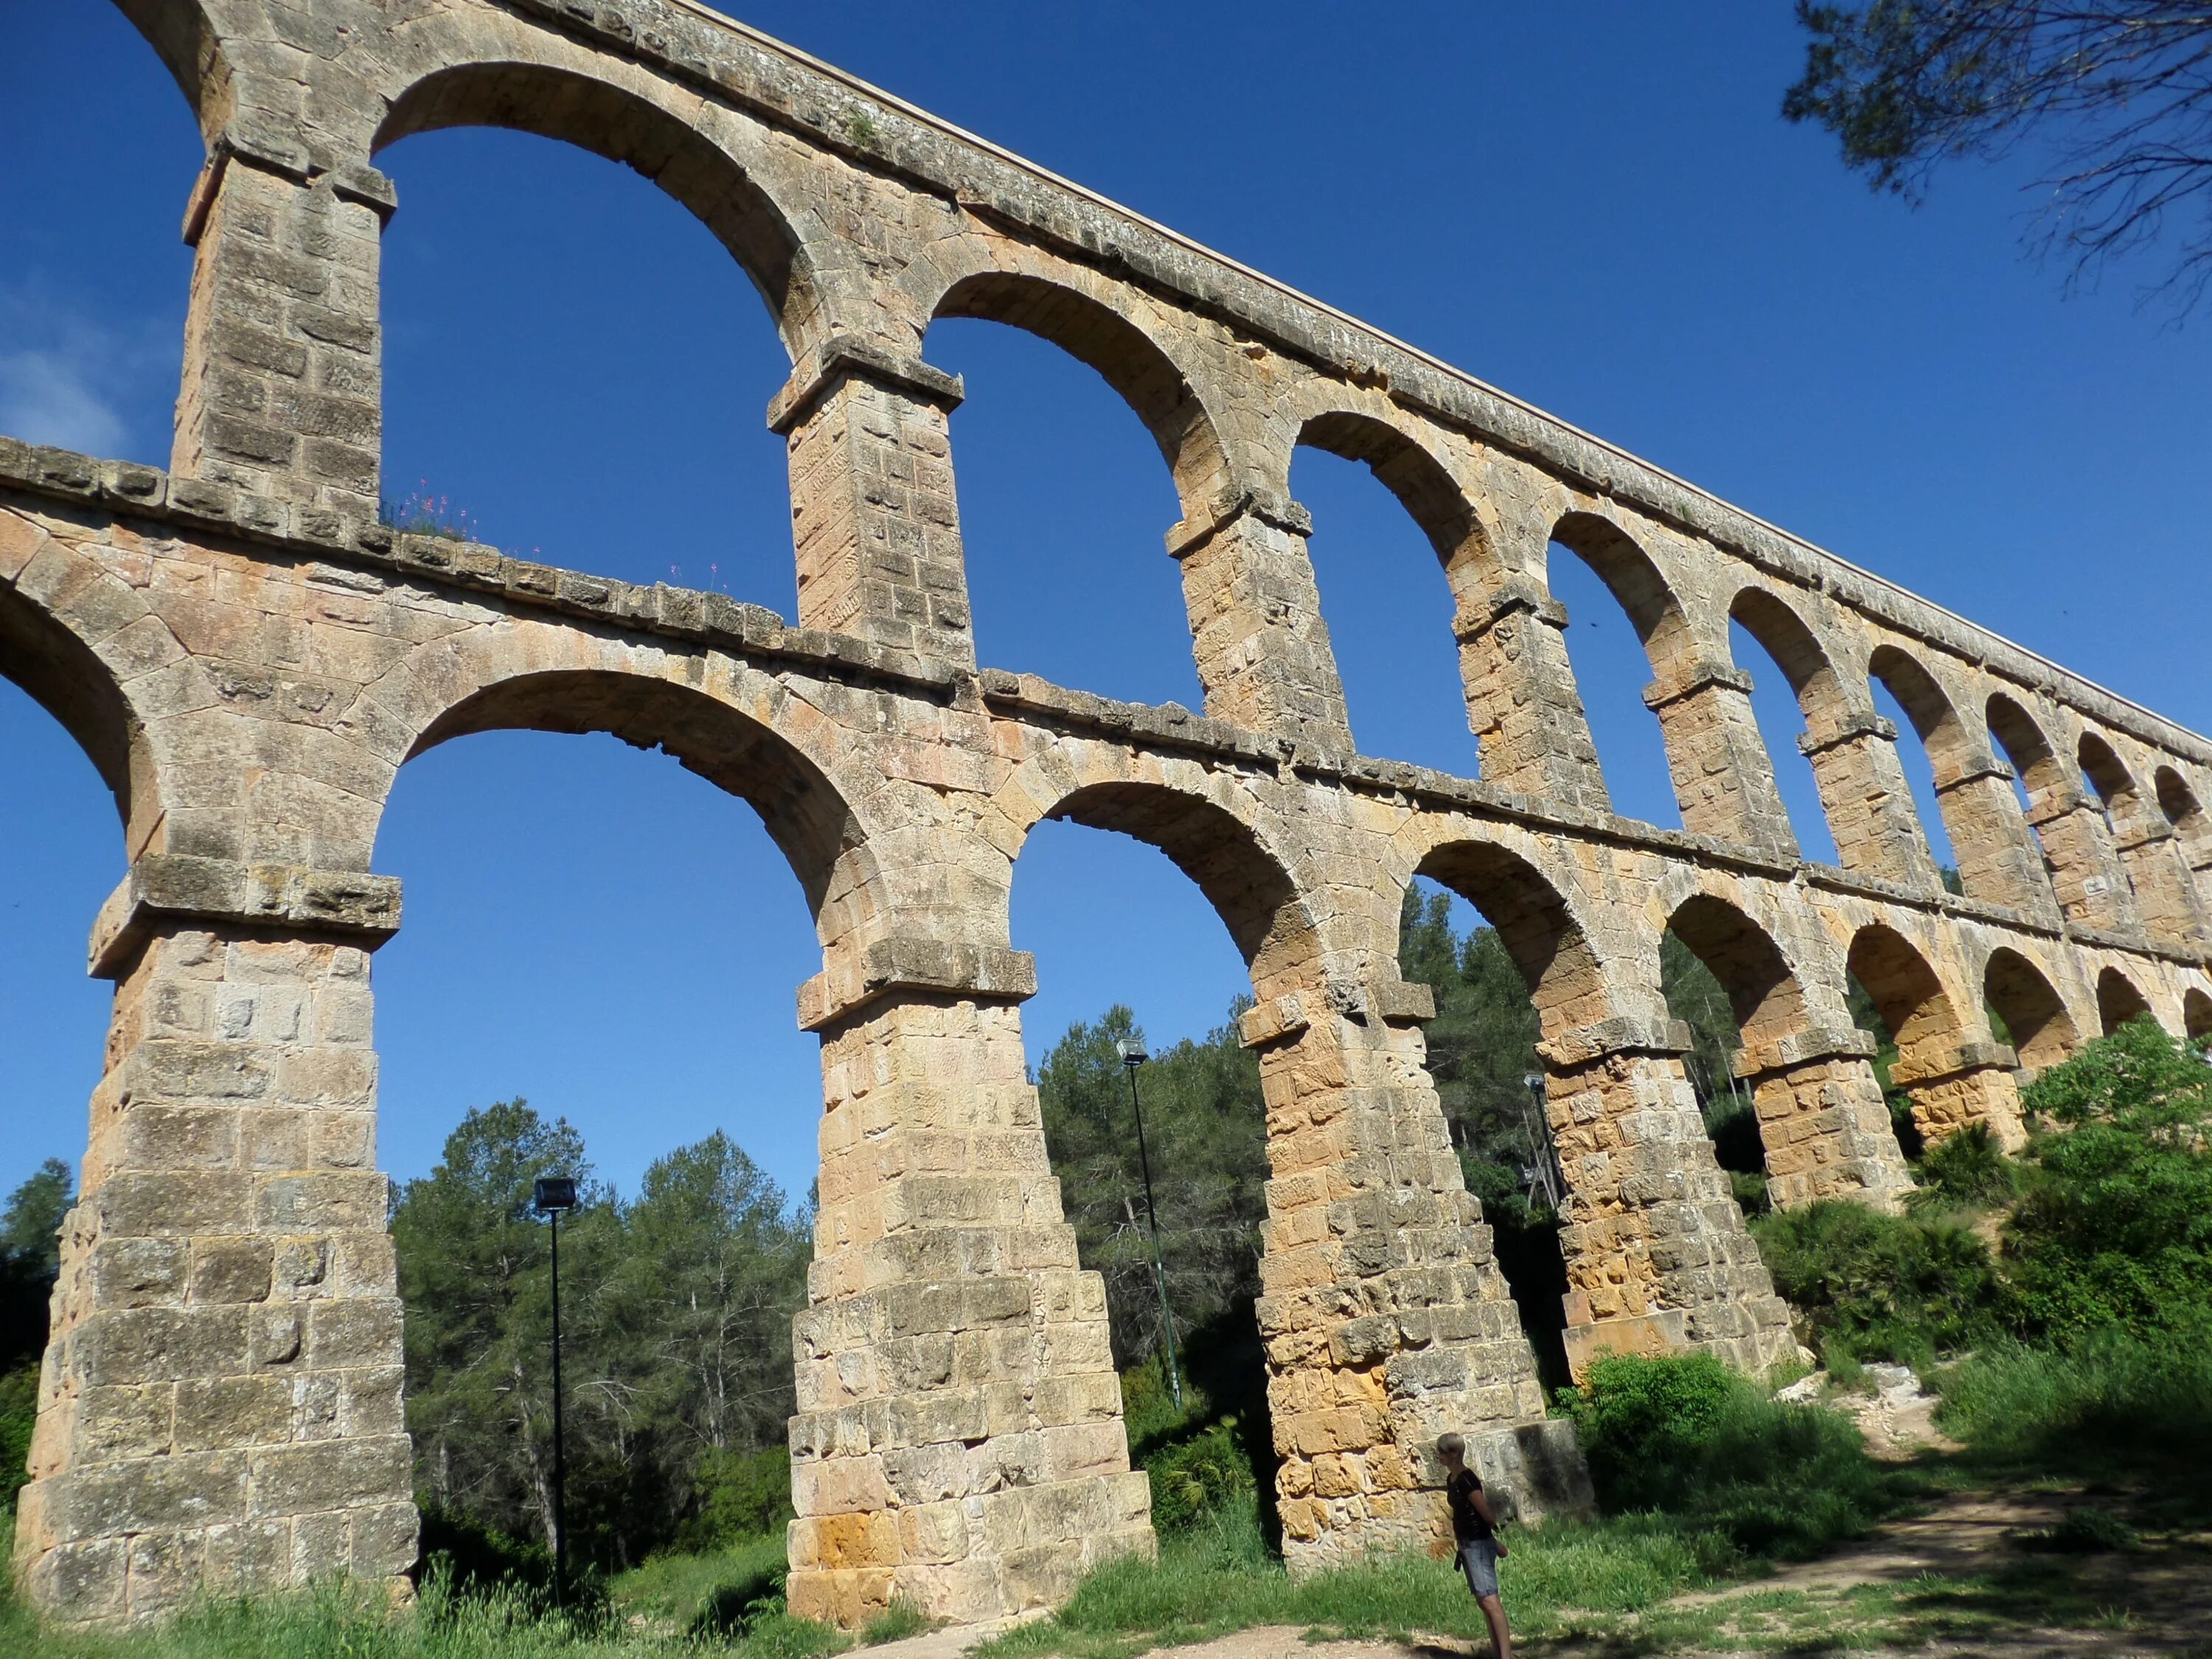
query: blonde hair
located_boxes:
[1436,1433,1467,1458]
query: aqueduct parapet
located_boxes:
[8,0,2212,1630]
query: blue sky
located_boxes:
[1,2,2206,1208]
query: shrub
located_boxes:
[678,1444,794,1551]
[1143,1417,1256,1531]
[1910,1121,2018,1211]
[2005,1019,2212,1338]
[1752,1200,2000,1365]
[1564,1354,1891,1559]
[0,1363,35,1517]
[414,1502,550,1590]
[1935,1324,2212,1524]
[2021,1505,2138,1553]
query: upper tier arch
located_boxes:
[109,0,229,136]
[373,60,821,357]
[927,271,1234,508]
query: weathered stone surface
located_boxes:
[11,0,2212,1632]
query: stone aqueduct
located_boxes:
[8,0,2212,1630]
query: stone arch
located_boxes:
[1551,513,1760,838]
[1548,512,1692,671]
[1666,891,1908,1208]
[372,647,886,950]
[1989,691,2118,925]
[2155,765,2208,839]
[1411,835,1613,1040]
[1731,587,1839,708]
[2185,987,2212,1041]
[2077,731,2140,822]
[374,62,817,353]
[1988,692,2065,800]
[1009,773,1317,1002]
[2158,765,2212,908]
[2096,965,2154,1034]
[1290,408,1498,768]
[1394,840,1792,1370]
[108,0,232,135]
[1983,947,2076,1073]
[1866,645,1969,869]
[1848,923,2023,1148]
[0,512,173,854]
[1296,411,1489,588]
[2078,730,2205,941]
[1848,923,1962,1065]
[931,271,1233,507]
[1666,893,1809,1055]
[1726,585,1848,860]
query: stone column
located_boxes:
[14,858,414,1626]
[771,339,975,668]
[1166,490,1354,753]
[174,126,392,523]
[1238,983,1587,1571]
[786,942,1150,1630]
[2024,786,2140,933]
[2109,821,2210,948]
[1532,1019,1792,1380]
[1798,711,1941,886]
[1736,1027,1912,1211]
[1930,752,2055,917]
[1886,1042,2027,1153]
[1643,664,1795,851]
[1453,579,1610,812]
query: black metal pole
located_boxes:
[1125,1062,1183,1411]
[549,1208,567,1601]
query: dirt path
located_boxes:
[870,1486,2212,1659]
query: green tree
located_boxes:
[2006,1015,2212,1336]
[1,1159,73,1523]
[1400,887,1548,1217]
[1,1158,72,1374]
[608,1132,809,1547]
[1786,2,2212,309]
[392,1101,622,1560]
[1036,1005,1269,1369]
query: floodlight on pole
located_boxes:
[1118,1034,1183,1413]
[532,1176,577,1599]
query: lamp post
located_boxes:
[1118,1035,1183,1412]
[532,1175,578,1598]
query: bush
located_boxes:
[1910,1121,2017,1211]
[1751,1200,2000,1365]
[414,1503,554,1596]
[678,1444,794,1551]
[1935,1325,2212,1523]
[1144,1418,1256,1532]
[1564,1354,1893,1559]
[0,1363,35,1517]
[2005,1019,2212,1338]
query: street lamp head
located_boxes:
[534,1176,578,1216]
[1119,1036,1150,1068]
[1523,1071,1546,1099]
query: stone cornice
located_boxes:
[795,938,1037,1032]
[0,442,961,700]
[90,855,403,978]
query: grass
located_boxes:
[7,1338,2205,1658]
[1935,1326,2212,1529]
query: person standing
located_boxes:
[1438,1433,1512,1659]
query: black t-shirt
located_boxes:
[1446,1467,1492,1543]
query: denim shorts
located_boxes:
[1458,1538,1500,1598]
